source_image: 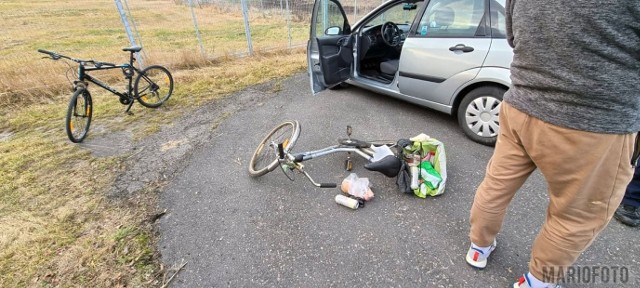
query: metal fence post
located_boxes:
[285,0,292,48]
[241,0,254,55]
[188,0,207,58]
[323,0,329,33]
[354,0,357,20]
[280,0,284,16]
[114,0,144,66]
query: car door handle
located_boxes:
[337,36,352,47]
[449,44,474,53]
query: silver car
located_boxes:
[308,0,512,146]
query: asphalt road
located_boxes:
[158,73,639,287]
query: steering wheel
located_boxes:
[381,21,402,47]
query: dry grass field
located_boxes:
[0,0,308,286]
[0,0,310,107]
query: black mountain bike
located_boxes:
[38,46,174,143]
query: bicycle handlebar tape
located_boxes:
[37,49,54,56]
[320,183,338,188]
[277,143,285,159]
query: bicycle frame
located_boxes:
[290,145,374,162]
[277,140,393,188]
[77,65,133,99]
[74,51,143,112]
[287,145,376,188]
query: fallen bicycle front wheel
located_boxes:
[65,88,92,143]
[135,65,173,108]
[248,120,300,177]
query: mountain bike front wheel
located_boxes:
[65,88,92,143]
[248,120,301,177]
[134,65,173,108]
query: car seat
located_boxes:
[380,59,399,76]
[432,6,455,29]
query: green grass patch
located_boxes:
[0,48,307,287]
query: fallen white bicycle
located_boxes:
[248,120,401,187]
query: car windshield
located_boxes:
[365,1,423,27]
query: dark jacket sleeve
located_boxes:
[506,0,515,48]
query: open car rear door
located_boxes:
[308,0,353,95]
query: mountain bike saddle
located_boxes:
[364,155,402,177]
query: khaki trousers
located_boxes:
[469,102,635,282]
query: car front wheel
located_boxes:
[457,86,506,146]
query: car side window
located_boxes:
[366,1,422,27]
[415,0,486,37]
[315,0,348,37]
[489,0,507,38]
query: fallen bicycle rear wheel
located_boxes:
[65,88,92,143]
[248,120,300,177]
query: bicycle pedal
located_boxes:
[345,159,353,171]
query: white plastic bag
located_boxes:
[370,145,394,162]
[340,173,374,200]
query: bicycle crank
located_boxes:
[119,96,132,105]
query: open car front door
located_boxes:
[308,0,353,95]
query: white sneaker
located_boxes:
[465,239,497,269]
[513,274,561,288]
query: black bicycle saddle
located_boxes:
[364,155,402,177]
[123,46,142,52]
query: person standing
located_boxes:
[614,164,640,227]
[464,1,640,288]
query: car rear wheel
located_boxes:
[457,86,506,146]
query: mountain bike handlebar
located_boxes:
[37,49,116,68]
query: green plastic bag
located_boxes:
[420,161,442,190]
[402,134,447,198]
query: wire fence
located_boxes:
[0,0,386,102]
[121,0,385,61]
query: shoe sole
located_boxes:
[466,254,487,269]
[465,240,497,269]
[614,213,640,227]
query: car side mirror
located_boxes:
[325,26,341,35]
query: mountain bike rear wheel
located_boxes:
[134,65,173,108]
[248,120,301,177]
[65,89,92,143]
